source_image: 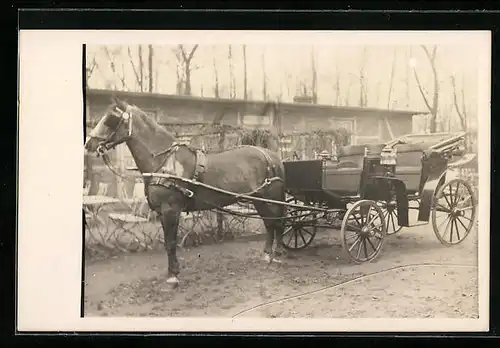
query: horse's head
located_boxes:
[84,96,135,155]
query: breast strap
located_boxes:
[193,149,207,181]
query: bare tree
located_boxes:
[450,74,468,131]
[174,49,183,94]
[358,47,368,107]
[86,55,98,85]
[127,46,143,91]
[148,45,154,93]
[104,46,127,90]
[228,45,236,99]
[333,59,341,106]
[176,44,199,96]
[212,46,220,99]
[344,74,353,107]
[405,47,411,108]
[242,45,248,100]
[261,51,268,100]
[284,71,293,102]
[311,47,318,104]
[411,45,439,133]
[138,45,144,92]
[386,47,397,108]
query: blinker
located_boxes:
[104,113,121,128]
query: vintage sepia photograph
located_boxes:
[83,40,482,318]
[18,30,490,332]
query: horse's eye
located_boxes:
[104,114,121,128]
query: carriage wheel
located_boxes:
[281,197,317,250]
[341,200,387,264]
[379,200,403,235]
[432,178,477,246]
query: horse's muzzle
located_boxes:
[84,137,102,153]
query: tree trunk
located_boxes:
[412,45,439,133]
[387,47,397,108]
[179,44,198,96]
[243,45,248,100]
[262,51,267,100]
[148,45,153,93]
[228,45,236,99]
[359,47,367,107]
[185,68,192,96]
[138,45,144,92]
[311,47,317,104]
[212,48,220,98]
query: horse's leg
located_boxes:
[159,202,183,286]
[273,202,287,257]
[253,201,287,263]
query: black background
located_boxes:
[5,3,500,347]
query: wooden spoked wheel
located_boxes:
[341,200,387,264]
[432,178,477,246]
[379,200,403,235]
[281,197,317,250]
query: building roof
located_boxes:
[87,88,428,118]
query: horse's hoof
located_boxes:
[262,254,283,264]
[166,276,179,287]
[262,254,272,263]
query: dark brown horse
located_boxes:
[84,97,287,286]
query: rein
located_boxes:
[101,152,138,183]
[92,104,285,214]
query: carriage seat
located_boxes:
[336,144,385,168]
[391,142,437,193]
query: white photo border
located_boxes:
[17,30,491,332]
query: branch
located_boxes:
[103,46,126,89]
[412,66,433,113]
[179,44,199,63]
[386,48,397,108]
[188,44,199,62]
[421,45,437,62]
[86,56,98,80]
[450,75,467,131]
[127,46,142,88]
[424,45,439,114]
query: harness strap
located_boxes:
[193,149,207,181]
[249,145,277,178]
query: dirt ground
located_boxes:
[84,214,479,318]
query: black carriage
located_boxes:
[281,131,477,263]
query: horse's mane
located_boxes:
[128,104,173,138]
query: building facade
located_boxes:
[84,89,425,198]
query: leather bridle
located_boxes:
[93,105,134,156]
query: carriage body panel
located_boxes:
[283,131,470,223]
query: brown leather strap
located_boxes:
[193,149,207,181]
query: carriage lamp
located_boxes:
[451,142,466,156]
[318,150,331,160]
[380,147,397,166]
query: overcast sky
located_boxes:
[87,43,479,130]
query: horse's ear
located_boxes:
[110,95,120,105]
[116,98,128,110]
[111,95,128,110]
